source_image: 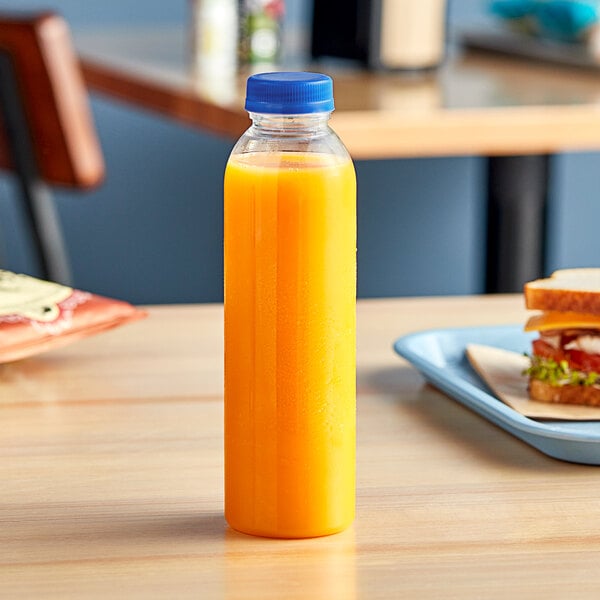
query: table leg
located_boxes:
[485,154,549,293]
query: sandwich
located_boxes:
[524,268,600,406]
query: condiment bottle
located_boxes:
[224,72,356,538]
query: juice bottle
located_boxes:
[224,72,356,538]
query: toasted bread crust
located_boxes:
[525,268,600,315]
[529,378,600,407]
[524,286,600,316]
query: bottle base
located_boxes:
[225,516,354,540]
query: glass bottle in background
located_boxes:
[189,0,238,79]
[224,72,356,539]
[238,0,285,71]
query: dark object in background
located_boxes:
[311,0,447,71]
[485,155,549,294]
[311,0,371,63]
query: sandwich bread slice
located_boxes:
[524,268,600,406]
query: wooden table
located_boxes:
[74,26,600,294]
[5,296,600,598]
[75,26,600,159]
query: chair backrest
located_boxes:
[0,11,105,283]
[0,11,104,186]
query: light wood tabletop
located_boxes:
[4,296,600,598]
[75,25,600,159]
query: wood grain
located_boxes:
[5,297,600,598]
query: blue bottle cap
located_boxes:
[245,72,335,114]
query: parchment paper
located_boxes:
[466,344,600,421]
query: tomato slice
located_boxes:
[532,339,566,363]
[531,338,600,372]
[568,349,600,373]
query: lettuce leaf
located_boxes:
[524,354,599,387]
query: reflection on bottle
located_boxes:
[224,526,356,599]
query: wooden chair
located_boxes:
[0,11,104,284]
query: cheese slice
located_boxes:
[525,311,600,332]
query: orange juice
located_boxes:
[224,151,356,538]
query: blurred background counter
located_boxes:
[0,0,599,303]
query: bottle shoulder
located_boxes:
[230,124,351,161]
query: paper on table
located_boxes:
[466,344,600,421]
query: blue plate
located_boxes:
[394,325,600,465]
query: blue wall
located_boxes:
[0,0,596,303]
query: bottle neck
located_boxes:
[249,112,331,137]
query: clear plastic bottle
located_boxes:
[224,72,356,538]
